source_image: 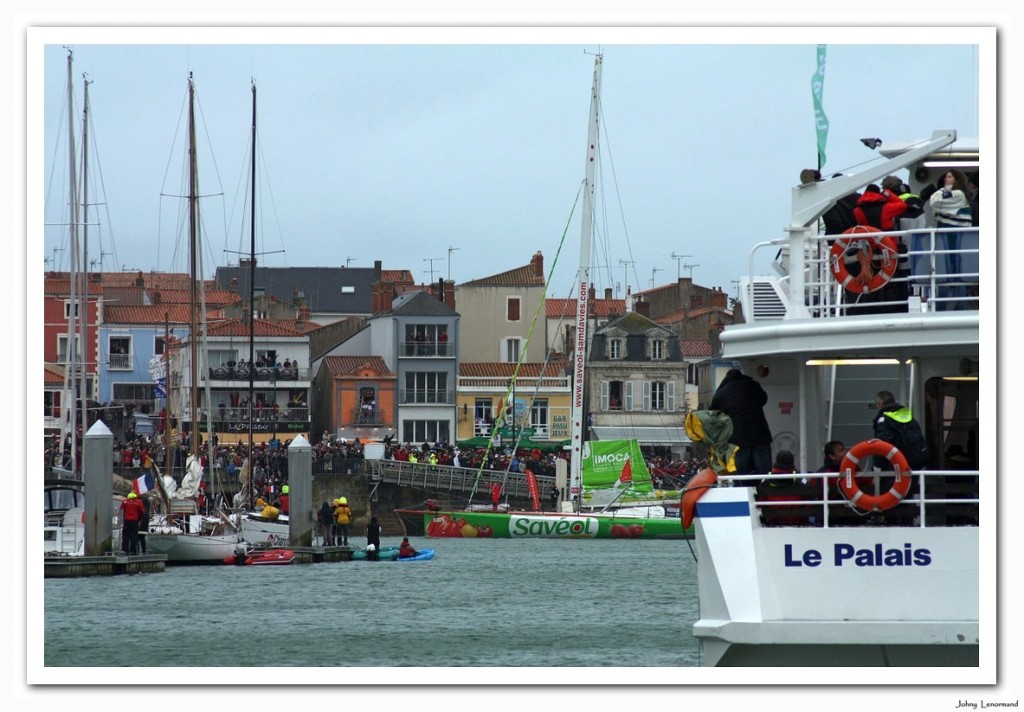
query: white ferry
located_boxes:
[689,129,984,670]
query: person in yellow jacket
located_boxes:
[334,496,353,545]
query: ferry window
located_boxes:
[924,376,979,470]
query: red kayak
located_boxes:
[224,548,296,566]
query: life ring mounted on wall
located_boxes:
[829,225,900,294]
[838,439,913,512]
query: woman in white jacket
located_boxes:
[928,169,975,309]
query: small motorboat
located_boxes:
[224,548,296,566]
[396,548,435,562]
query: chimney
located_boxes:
[604,287,613,300]
[297,304,311,323]
[153,290,162,305]
[443,280,456,309]
[375,260,382,281]
[710,287,728,309]
[690,292,705,309]
[588,285,596,301]
[634,298,650,317]
[372,282,393,315]
[438,277,445,302]
[531,251,544,279]
[135,270,144,287]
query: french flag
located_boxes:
[134,472,154,495]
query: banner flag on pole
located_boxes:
[812,44,829,170]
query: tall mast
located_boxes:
[247,80,257,509]
[62,49,80,473]
[187,73,200,456]
[79,74,92,442]
[568,54,602,510]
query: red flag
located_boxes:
[524,469,540,511]
[619,459,633,485]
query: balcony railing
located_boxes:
[108,353,131,370]
[352,406,385,425]
[400,341,454,358]
[399,389,454,405]
[207,366,309,381]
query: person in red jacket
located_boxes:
[398,537,418,558]
[853,183,909,231]
[119,492,146,555]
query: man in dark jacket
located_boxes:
[709,368,774,474]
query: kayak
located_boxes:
[396,548,435,562]
[351,545,399,561]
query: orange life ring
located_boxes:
[830,226,900,294]
[681,467,718,530]
[838,439,913,512]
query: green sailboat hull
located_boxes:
[421,510,691,539]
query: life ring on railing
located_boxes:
[680,467,718,530]
[829,226,900,294]
[838,439,912,512]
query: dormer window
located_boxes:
[651,339,665,360]
[609,338,623,359]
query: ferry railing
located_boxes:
[718,469,979,528]
[746,226,979,321]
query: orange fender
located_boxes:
[681,467,718,529]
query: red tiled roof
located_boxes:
[545,298,625,318]
[145,288,241,307]
[461,261,545,287]
[679,338,713,358]
[205,319,306,337]
[44,276,105,295]
[381,269,414,284]
[459,361,568,377]
[44,365,64,384]
[104,305,196,325]
[322,356,394,377]
[654,305,732,324]
[267,319,323,335]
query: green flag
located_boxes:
[812,44,829,170]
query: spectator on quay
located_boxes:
[318,501,335,546]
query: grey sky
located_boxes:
[35,28,986,302]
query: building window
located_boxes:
[601,380,626,411]
[404,324,450,357]
[609,338,623,360]
[401,419,450,445]
[644,381,675,412]
[473,398,494,435]
[63,301,82,319]
[530,398,549,437]
[108,336,131,370]
[112,382,154,404]
[154,335,166,356]
[651,339,665,360]
[404,372,449,403]
[507,296,521,322]
[504,338,521,363]
[56,335,80,363]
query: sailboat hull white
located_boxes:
[146,531,243,564]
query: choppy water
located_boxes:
[41,536,703,676]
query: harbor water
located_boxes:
[41,536,704,678]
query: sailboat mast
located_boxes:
[79,75,92,440]
[62,49,80,473]
[247,80,257,509]
[568,54,602,511]
[188,73,200,457]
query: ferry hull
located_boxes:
[692,487,979,667]
[417,510,690,539]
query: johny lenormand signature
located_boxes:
[955,701,1019,709]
